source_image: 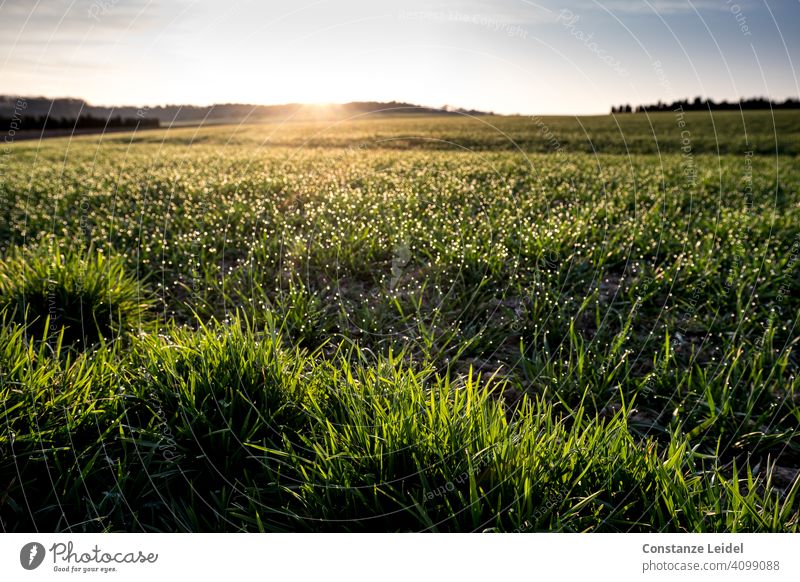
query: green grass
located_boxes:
[0,242,153,348]
[0,111,799,531]
[99,109,800,154]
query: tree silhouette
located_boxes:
[611,96,799,114]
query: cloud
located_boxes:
[0,0,160,35]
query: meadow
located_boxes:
[1,110,799,532]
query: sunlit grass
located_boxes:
[1,112,798,531]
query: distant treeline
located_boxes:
[0,113,159,132]
[0,97,492,126]
[611,97,800,114]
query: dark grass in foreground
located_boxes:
[1,111,799,531]
[2,319,798,532]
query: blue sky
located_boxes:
[1,0,798,114]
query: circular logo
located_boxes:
[20,542,46,570]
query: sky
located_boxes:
[1,0,798,114]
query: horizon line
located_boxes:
[3,93,799,118]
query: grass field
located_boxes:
[1,110,799,532]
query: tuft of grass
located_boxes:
[0,242,153,349]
